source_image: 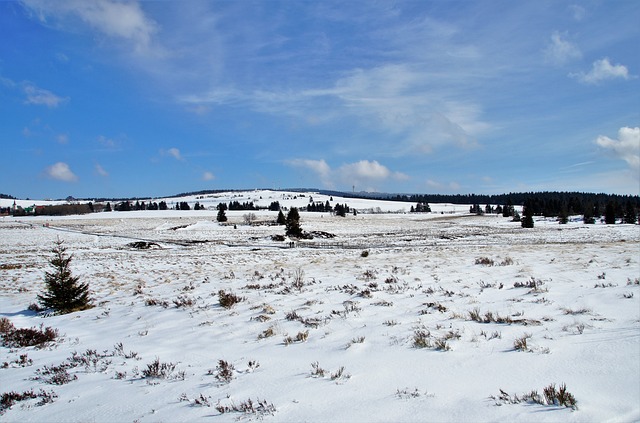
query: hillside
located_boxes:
[0,190,638,422]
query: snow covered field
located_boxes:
[1,191,639,422]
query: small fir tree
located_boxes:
[285,207,303,237]
[558,205,569,224]
[623,201,637,224]
[217,208,228,222]
[583,204,595,224]
[276,210,286,225]
[38,238,92,314]
[521,205,534,228]
[604,201,616,224]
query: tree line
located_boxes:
[387,191,638,215]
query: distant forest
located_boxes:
[383,191,639,217]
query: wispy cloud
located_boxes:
[559,161,595,173]
[23,84,68,107]
[21,0,161,56]
[97,135,117,149]
[160,147,184,161]
[596,126,640,171]
[571,58,632,84]
[44,162,78,182]
[287,159,332,187]
[184,63,489,157]
[202,171,215,181]
[339,160,408,183]
[95,163,109,177]
[56,134,69,144]
[544,31,582,65]
[568,4,586,21]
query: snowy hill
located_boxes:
[0,190,638,422]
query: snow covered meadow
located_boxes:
[1,190,639,422]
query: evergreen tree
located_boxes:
[593,201,601,218]
[521,202,534,228]
[285,207,303,237]
[583,203,595,224]
[37,238,92,314]
[117,201,131,212]
[217,208,227,222]
[604,201,616,224]
[269,201,281,211]
[104,202,112,212]
[558,205,569,224]
[502,200,514,217]
[276,210,286,225]
[623,201,637,224]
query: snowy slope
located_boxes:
[0,190,638,422]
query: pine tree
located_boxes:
[623,201,637,224]
[285,207,303,237]
[604,201,616,224]
[558,205,569,224]
[217,208,227,222]
[521,204,534,228]
[583,203,595,224]
[38,238,92,314]
[276,210,286,225]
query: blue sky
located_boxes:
[1,0,638,199]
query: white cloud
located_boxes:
[95,163,109,177]
[56,134,69,144]
[287,159,332,187]
[1,76,68,108]
[45,162,78,182]
[160,147,183,161]
[179,61,489,157]
[302,64,488,154]
[202,171,215,181]
[571,58,631,84]
[23,84,68,107]
[287,158,407,189]
[544,31,582,65]
[338,160,408,182]
[569,4,586,21]
[596,126,640,171]
[97,135,120,150]
[22,0,160,55]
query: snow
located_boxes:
[1,190,639,422]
